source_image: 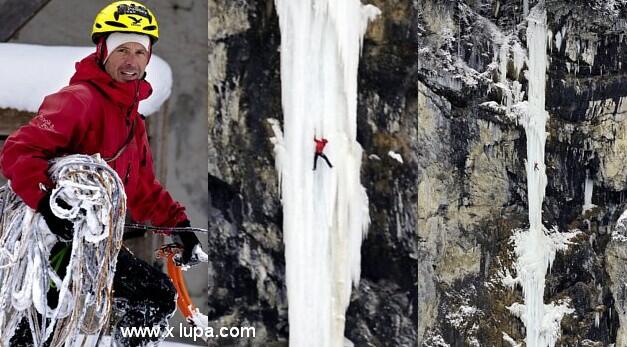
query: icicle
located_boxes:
[271,1,379,346]
[582,170,596,214]
[512,42,527,80]
[499,39,510,83]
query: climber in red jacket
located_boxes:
[0,2,201,346]
[313,137,333,170]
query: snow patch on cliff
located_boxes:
[387,151,403,163]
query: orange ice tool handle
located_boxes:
[166,253,196,319]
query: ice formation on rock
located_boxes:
[503,5,579,347]
[270,1,379,345]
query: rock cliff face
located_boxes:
[418,1,627,346]
[208,1,417,345]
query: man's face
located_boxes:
[104,42,149,83]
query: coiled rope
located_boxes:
[0,154,126,347]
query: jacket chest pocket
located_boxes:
[123,161,132,185]
[120,143,139,185]
[108,140,138,186]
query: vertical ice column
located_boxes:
[523,7,549,234]
[272,1,379,346]
[520,7,550,347]
[510,6,574,347]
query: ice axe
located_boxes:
[155,243,209,332]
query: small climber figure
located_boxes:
[534,162,539,171]
[313,137,333,170]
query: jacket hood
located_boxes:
[69,53,152,110]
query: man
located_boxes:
[313,137,333,170]
[0,1,201,346]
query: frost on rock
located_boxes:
[387,151,403,164]
[502,5,579,347]
[423,331,452,347]
[271,0,379,346]
[444,303,480,345]
[612,209,627,242]
[503,332,522,347]
[0,154,126,347]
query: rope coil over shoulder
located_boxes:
[0,154,208,345]
[0,154,126,347]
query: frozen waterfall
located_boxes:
[270,1,379,346]
[504,5,578,347]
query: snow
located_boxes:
[387,151,403,163]
[189,306,209,330]
[180,246,209,272]
[612,209,627,242]
[503,6,578,347]
[0,43,172,116]
[502,332,521,346]
[446,305,478,327]
[271,1,379,346]
[510,100,529,121]
[424,334,451,347]
[616,210,627,227]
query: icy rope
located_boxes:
[0,154,126,347]
[271,1,379,346]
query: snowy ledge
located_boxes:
[0,43,172,116]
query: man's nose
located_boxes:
[123,54,139,65]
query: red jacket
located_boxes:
[314,138,328,154]
[0,53,187,227]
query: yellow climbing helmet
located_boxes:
[91,1,159,44]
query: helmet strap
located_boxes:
[96,36,108,66]
[146,40,153,65]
